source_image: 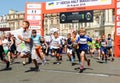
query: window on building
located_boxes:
[45,19,47,24]
[51,19,53,24]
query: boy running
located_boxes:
[66,33,74,65]
[106,34,114,61]
[50,32,61,64]
[75,28,92,73]
[18,21,31,65]
[100,34,108,63]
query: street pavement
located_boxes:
[0,53,120,83]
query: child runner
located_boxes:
[88,40,96,57]
[66,33,74,66]
[18,21,31,65]
[106,34,114,61]
[31,29,46,71]
[32,30,46,65]
[1,35,9,57]
[71,31,80,64]
[100,34,108,63]
[40,37,48,56]
[75,28,92,73]
[0,37,10,70]
[7,33,17,64]
[50,31,61,64]
[95,38,101,60]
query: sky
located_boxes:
[0,0,55,16]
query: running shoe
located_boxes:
[30,66,40,71]
[87,59,91,66]
[6,61,10,69]
[79,65,84,73]
[22,61,26,66]
[72,63,75,66]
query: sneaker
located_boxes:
[97,57,101,60]
[105,59,107,64]
[72,63,75,66]
[53,62,61,64]
[59,58,62,61]
[102,57,104,61]
[6,61,10,69]
[79,65,84,73]
[30,66,40,71]
[22,61,26,66]
[42,60,46,65]
[111,58,114,62]
[87,59,91,66]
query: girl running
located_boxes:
[1,35,9,56]
[7,33,17,64]
[0,37,10,69]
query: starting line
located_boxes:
[41,68,120,78]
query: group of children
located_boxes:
[0,21,114,73]
[65,29,114,72]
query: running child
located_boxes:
[100,34,108,63]
[66,33,74,66]
[75,28,92,73]
[50,31,61,64]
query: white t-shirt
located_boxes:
[50,37,61,49]
[22,29,31,50]
[2,39,9,50]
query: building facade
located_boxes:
[0,15,9,34]
[0,9,114,38]
[6,10,25,30]
[44,9,115,38]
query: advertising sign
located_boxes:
[44,0,115,13]
[60,10,93,23]
[25,2,44,36]
[114,0,120,57]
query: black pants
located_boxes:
[0,45,5,61]
[72,49,80,62]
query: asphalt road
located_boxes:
[0,54,120,83]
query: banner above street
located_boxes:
[43,0,115,13]
[46,0,112,10]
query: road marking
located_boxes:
[41,69,110,77]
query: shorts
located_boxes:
[107,46,112,50]
[31,49,39,60]
[100,47,107,55]
[79,50,88,54]
[42,48,46,54]
[52,48,60,54]
[35,46,42,56]
[0,46,5,60]
[9,45,16,54]
[0,52,5,60]
[4,50,8,55]
[59,48,63,54]
[21,47,30,55]
[67,48,72,54]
